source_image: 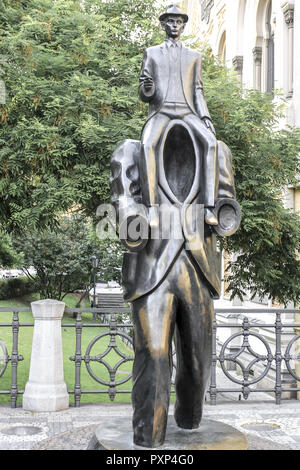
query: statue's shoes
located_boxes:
[205,209,218,226]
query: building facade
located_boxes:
[183,0,300,308]
[182,0,300,396]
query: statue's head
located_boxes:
[159,4,189,40]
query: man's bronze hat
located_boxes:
[159,4,189,23]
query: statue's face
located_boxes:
[162,15,185,39]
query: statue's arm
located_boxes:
[139,50,155,102]
[212,141,241,237]
[217,141,236,199]
[194,54,216,136]
[194,54,212,121]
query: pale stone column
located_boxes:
[23,299,69,411]
[253,47,262,91]
[283,3,294,98]
[232,55,244,84]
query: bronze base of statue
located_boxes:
[87,416,248,450]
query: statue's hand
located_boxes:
[143,77,154,92]
[202,118,216,136]
[204,208,218,226]
[148,206,159,229]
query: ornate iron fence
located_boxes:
[0,307,32,407]
[211,308,300,405]
[1,306,300,407]
[64,307,133,405]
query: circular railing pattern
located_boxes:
[66,310,300,405]
[218,318,274,399]
[0,340,8,378]
[284,334,300,381]
[83,327,134,400]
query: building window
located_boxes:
[254,0,275,93]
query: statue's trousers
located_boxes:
[131,248,214,448]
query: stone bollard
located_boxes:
[22,299,69,412]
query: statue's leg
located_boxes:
[140,114,170,211]
[131,279,177,448]
[173,251,214,429]
[182,114,219,208]
[217,140,236,199]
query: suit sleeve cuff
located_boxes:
[140,83,155,98]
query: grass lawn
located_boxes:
[0,293,133,406]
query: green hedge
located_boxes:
[0,276,36,300]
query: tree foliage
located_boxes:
[201,50,300,305]
[0,231,22,267]
[13,215,124,300]
[0,0,163,231]
[1,1,300,304]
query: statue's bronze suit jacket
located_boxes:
[110,137,235,303]
[111,43,236,304]
[139,43,211,123]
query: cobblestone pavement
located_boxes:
[0,398,299,450]
[0,369,299,450]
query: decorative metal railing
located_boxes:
[65,307,134,405]
[0,307,32,407]
[1,306,300,407]
[211,308,300,405]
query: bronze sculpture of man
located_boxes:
[139,5,218,228]
[110,4,241,448]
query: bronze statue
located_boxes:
[110,4,241,448]
[139,5,218,228]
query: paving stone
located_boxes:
[246,435,291,450]
[30,424,292,451]
[1,368,300,450]
[32,425,98,450]
[205,414,241,420]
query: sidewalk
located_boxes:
[0,400,299,450]
[0,370,299,450]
